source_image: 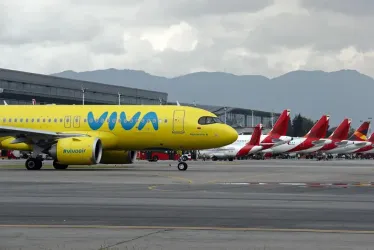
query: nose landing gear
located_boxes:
[177,161,188,171]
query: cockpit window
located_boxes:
[198,116,223,125]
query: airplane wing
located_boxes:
[0,125,89,146]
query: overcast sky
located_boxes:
[1,0,373,78]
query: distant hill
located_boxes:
[51,68,374,129]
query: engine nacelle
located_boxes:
[99,150,137,164]
[48,137,103,165]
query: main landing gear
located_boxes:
[24,157,68,170]
[53,160,68,170]
[25,157,43,170]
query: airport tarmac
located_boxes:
[1,159,374,250]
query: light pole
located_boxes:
[118,92,122,105]
[251,110,254,127]
[224,107,227,124]
[81,86,87,105]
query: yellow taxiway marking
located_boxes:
[155,174,194,184]
[148,175,193,191]
[207,173,273,184]
[1,225,374,234]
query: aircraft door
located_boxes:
[64,116,71,128]
[172,110,185,134]
[73,116,80,128]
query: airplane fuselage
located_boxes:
[0,105,238,152]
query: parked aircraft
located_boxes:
[348,133,374,154]
[198,109,292,160]
[262,115,331,154]
[199,123,264,160]
[0,105,238,171]
[297,118,351,154]
[320,121,371,155]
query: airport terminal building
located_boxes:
[0,68,276,132]
[0,68,167,105]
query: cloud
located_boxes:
[1,0,374,79]
[301,0,374,16]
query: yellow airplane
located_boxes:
[0,105,238,171]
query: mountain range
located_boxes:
[51,68,374,129]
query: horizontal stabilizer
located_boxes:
[272,138,283,143]
[355,142,369,147]
[311,139,331,145]
[335,141,349,146]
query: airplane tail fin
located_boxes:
[247,123,263,146]
[304,115,330,139]
[328,118,351,140]
[349,121,370,141]
[267,109,290,137]
[368,132,374,143]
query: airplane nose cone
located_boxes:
[223,125,238,144]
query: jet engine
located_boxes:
[48,137,103,165]
[99,150,137,164]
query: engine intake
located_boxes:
[48,137,102,165]
[99,150,137,164]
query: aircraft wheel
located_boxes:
[53,160,68,170]
[177,162,188,171]
[228,158,234,161]
[25,158,42,170]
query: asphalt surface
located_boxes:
[1,159,374,249]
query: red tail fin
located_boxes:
[349,121,370,141]
[304,115,330,139]
[368,133,374,143]
[268,109,290,137]
[247,123,262,146]
[328,118,351,140]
